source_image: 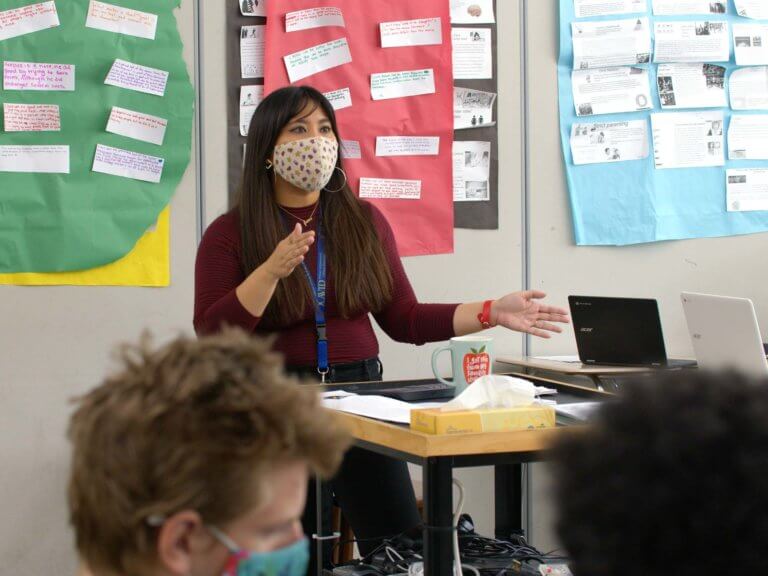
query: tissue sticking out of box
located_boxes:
[438,375,537,412]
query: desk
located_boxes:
[327,376,608,576]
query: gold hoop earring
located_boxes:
[323,167,347,193]
[265,159,273,170]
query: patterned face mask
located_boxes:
[210,526,310,576]
[272,136,339,192]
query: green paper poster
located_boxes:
[0,0,194,273]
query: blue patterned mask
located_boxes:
[210,526,310,576]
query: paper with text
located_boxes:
[284,38,352,83]
[651,111,724,169]
[652,0,727,15]
[106,106,167,146]
[376,136,440,157]
[359,178,421,199]
[572,67,651,116]
[453,141,491,202]
[0,144,68,173]
[239,85,264,136]
[730,67,768,110]
[3,61,74,91]
[656,63,726,109]
[654,21,730,63]
[86,0,157,40]
[93,144,164,183]
[572,18,651,70]
[241,25,265,79]
[240,0,266,17]
[570,120,649,165]
[735,0,768,19]
[734,24,768,66]
[452,28,492,79]
[323,87,352,111]
[575,0,647,18]
[727,169,768,211]
[370,68,435,100]
[454,87,496,130]
[3,103,60,132]
[0,1,59,42]
[105,59,168,96]
[286,7,344,32]
[450,0,494,24]
[728,115,768,161]
[381,17,442,48]
[341,140,361,159]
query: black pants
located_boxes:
[286,359,422,574]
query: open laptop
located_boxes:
[569,296,695,368]
[681,292,768,377]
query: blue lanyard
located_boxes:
[299,212,329,381]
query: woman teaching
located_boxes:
[194,86,569,571]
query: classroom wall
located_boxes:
[0,4,198,574]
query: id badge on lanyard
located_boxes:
[300,212,329,382]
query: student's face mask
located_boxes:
[272,136,339,193]
[210,526,310,576]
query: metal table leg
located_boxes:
[494,463,523,540]
[423,457,454,576]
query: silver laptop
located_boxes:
[681,292,768,377]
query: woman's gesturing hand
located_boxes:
[263,223,315,280]
[491,291,570,338]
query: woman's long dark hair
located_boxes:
[237,86,393,326]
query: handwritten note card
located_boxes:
[359,178,422,199]
[86,0,158,40]
[284,38,352,83]
[341,140,362,159]
[0,1,59,42]
[3,61,75,91]
[92,144,164,183]
[239,85,264,136]
[286,7,345,32]
[3,103,60,132]
[323,87,352,111]
[370,69,436,100]
[241,25,265,79]
[105,59,168,96]
[380,17,443,48]
[106,106,167,145]
[0,145,69,173]
[376,136,440,156]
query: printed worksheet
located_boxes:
[3,61,74,91]
[450,0,494,24]
[380,17,442,48]
[284,38,352,83]
[370,69,435,100]
[575,0,647,18]
[572,67,652,116]
[452,28,492,79]
[241,25,265,79]
[727,169,768,212]
[3,103,60,132]
[104,59,168,97]
[652,0,726,15]
[730,66,768,109]
[359,178,422,199]
[735,0,768,20]
[0,144,68,173]
[106,106,167,146]
[92,144,164,183]
[570,120,649,165]
[656,63,726,109]
[285,7,344,32]
[0,1,59,42]
[728,115,768,160]
[454,87,496,129]
[341,140,361,159]
[85,1,158,40]
[239,85,264,136]
[240,0,266,17]
[651,111,724,169]
[453,141,491,202]
[323,87,352,111]
[375,136,440,156]
[654,21,730,63]
[734,24,768,66]
[572,18,651,70]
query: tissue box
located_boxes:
[410,405,556,435]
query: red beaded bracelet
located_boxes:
[477,299,494,329]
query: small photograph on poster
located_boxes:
[450,0,495,24]
[453,141,491,202]
[733,24,768,66]
[240,0,266,17]
[454,87,496,129]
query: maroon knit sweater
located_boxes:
[194,201,458,367]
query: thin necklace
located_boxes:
[278,202,319,227]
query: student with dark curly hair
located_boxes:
[553,371,768,576]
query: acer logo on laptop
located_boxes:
[573,301,592,306]
[580,327,594,333]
